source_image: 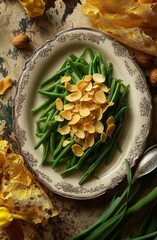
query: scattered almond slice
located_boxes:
[93,73,105,83]
[75,129,85,139]
[77,80,89,91]
[85,82,93,91]
[84,75,93,82]
[60,110,72,120]
[64,103,74,110]
[72,144,84,157]
[100,132,107,142]
[95,106,103,120]
[79,108,90,117]
[58,125,70,135]
[61,76,71,83]
[56,98,63,111]
[95,121,104,133]
[0,77,13,95]
[84,123,95,133]
[55,115,64,122]
[106,124,116,137]
[66,91,82,102]
[63,140,71,147]
[106,116,115,126]
[69,114,80,125]
[94,90,106,104]
[65,82,77,92]
[85,134,95,148]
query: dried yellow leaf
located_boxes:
[56,98,63,111]
[106,123,116,137]
[58,125,70,135]
[72,144,84,157]
[66,90,82,102]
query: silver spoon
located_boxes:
[133,144,157,182]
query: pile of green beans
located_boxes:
[70,161,157,240]
[31,47,129,185]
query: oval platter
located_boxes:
[13,28,152,199]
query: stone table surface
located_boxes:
[0,1,157,240]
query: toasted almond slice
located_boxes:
[69,114,80,125]
[84,123,95,133]
[93,73,105,83]
[85,82,93,92]
[106,116,115,126]
[58,125,70,135]
[95,121,104,133]
[102,101,113,113]
[100,132,107,142]
[95,106,103,120]
[79,107,90,117]
[100,85,110,93]
[83,102,95,110]
[87,89,95,96]
[75,129,85,139]
[66,90,82,102]
[64,103,74,110]
[61,76,71,83]
[72,144,84,157]
[94,90,106,104]
[85,134,95,148]
[63,140,71,147]
[65,82,77,92]
[84,75,93,82]
[55,115,64,122]
[77,80,89,91]
[56,98,63,111]
[106,124,115,137]
[80,93,92,102]
[60,110,72,120]
[0,77,13,95]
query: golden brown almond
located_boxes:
[134,50,154,67]
[149,68,157,87]
[12,34,30,49]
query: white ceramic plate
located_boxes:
[14,28,152,199]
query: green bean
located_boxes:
[41,140,49,165]
[34,128,52,149]
[126,187,157,216]
[31,98,52,113]
[50,132,55,156]
[40,65,70,87]
[39,101,56,119]
[41,79,61,92]
[53,135,66,158]
[52,140,75,168]
[38,90,66,99]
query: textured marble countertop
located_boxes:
[1,1,157,239]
